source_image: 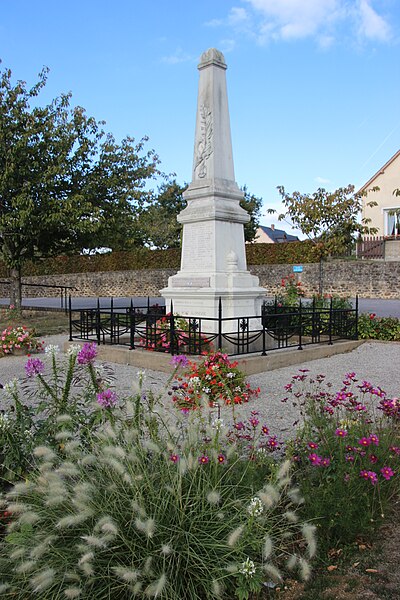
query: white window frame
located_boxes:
[383,206,400,236]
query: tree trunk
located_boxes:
[9,266,22,310]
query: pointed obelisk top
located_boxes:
[188,47,239,194]
[198,48,227,70]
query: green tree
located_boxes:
[270,184,378,293]
[138,182,263,249]
[240,185,263,243]
[139,180,187,249]
[0,65,161,307]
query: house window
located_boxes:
[384,208,400,236]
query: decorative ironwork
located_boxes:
[69,296,358,358]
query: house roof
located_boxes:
[358,149,400,192]
[258,225,299,243]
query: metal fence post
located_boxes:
[298,299,303,350]
[261,302,266,356]
[130,299,135,349]
[96,298,101,345]
[218,297,223,350]
[355,295,359,340]
[169,301,175,355]
[68,295,73,341]
[328,296,333,345]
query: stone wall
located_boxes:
[0,260,399,299]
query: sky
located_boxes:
[1,0,399,235]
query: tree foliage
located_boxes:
[240,185,263,243]
[273,184,378,257]
[0,64,161,306]
[139,180,187,249]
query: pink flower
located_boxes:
[198,455,209,465]
[96,389,117,408]
[335,428,348,438]
[368,434,379,446]
[169,454,179,463]
[77,342,97,365]
[360,470,378,485]
[358,437,371,447]
[25,358,45,378]
[308,453,322,466]
[217,454,226,464]
[380,466,394,481]
[308,442,319,449]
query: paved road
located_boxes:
[1,296,400,317]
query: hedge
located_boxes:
[0,241,319,277]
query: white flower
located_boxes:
[3,378,19,396]
[45,344,60,356]
[0,414,10,430]
[190,376,200,386]
[66,345,81,357]
[226,372,235,378]
[202,386,211,394]
[239,558,256,578]
[247,496,264,517]
[212,417,224,430]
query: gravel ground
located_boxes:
[0,335,400,437]
[1,335,399,438]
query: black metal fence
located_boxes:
[68,296,358,357]
[0,280,76,313]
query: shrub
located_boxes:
[358,313,400,341]
[0,361,316,599]
[0,343,115,488]
[283,370,400,552]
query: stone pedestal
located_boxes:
[161,48,265,325]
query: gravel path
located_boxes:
[1,335,399,438]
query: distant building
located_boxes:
[254,224,299,244]
[360,149,400,237]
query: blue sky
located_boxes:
[1,0,399,234]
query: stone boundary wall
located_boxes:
[0,260,399,299]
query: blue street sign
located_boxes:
[293,265,303,273]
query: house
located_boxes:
[360,149,400,237]
[254,224,299,244]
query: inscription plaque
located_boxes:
[182,222,213,270]
[172,277,210,288]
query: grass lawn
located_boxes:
[0,308,70,337]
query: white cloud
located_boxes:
[245,0,341,41]
[356,0,392,41]
[210,0,393,46]
[161,49,194,65]
[315,176,332,184]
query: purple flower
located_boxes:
[25,358,45,378]
[358,437,371,447]
[308,453,322,466]
[77,342,97,365]
[380,466,394,481]
[320,457,331,467]
[335,428,348,438]
[96,389,117,408]
[368,434,379,446]
[198,455,209,465]
[360,469,378,485]
[171,354,189,368]
[169,454,180,463]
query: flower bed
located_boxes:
[0,325,43,357]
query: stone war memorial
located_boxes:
[161,48,266,323]
[67,48,359,361]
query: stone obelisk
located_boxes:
[161,48,265,321]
